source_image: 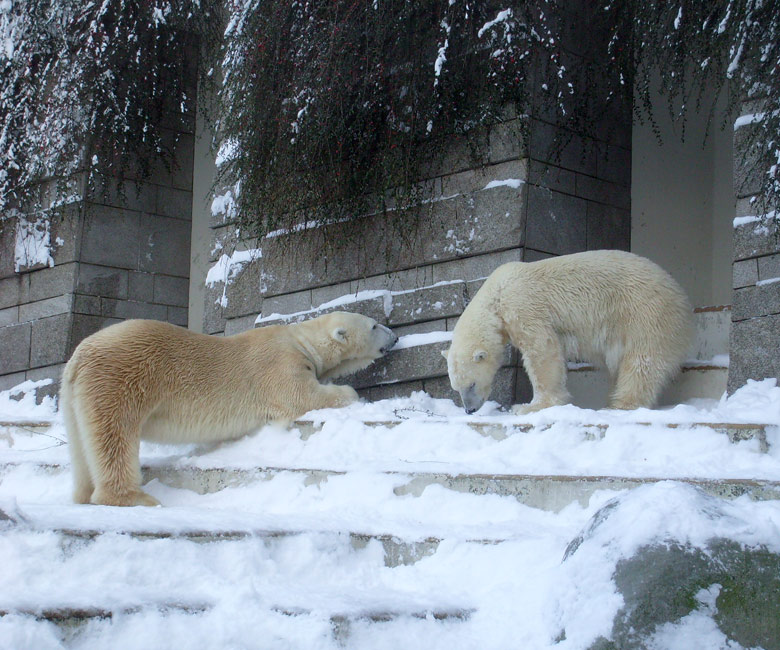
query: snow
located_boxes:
[478,9,513,39]
[685,353,729,368]
[1,378,779,648]
[215,138,239,167]
[256,280,467,326]
[433,20,450,86]
[205,248,261,307]
[673,6,682,30]
[734,112,765,129]
[482,178,523,190]
[14,215,55,272]
[0,379,57,422]
[210,185,238,219]
[733,210,778,228]
[394,330,453,350]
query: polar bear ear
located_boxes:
[440,349,449,360]
[331,327,348,343]
[473,350,487,363]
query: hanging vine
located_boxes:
[1,0,778,240]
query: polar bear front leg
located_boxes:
[511,331,571,415]
[301,378,360,412]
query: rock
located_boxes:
[556,482,780,650]
[587,541,780,650]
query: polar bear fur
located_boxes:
[62,312,397,507]
[443,250,693,414]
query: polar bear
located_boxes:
[443,250,693,414]
[61,312,397,506]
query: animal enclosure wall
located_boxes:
[202,2,633,408]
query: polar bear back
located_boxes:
[479,250,692,367]
[65,319,302,443]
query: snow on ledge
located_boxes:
[733,210,778,228]
[255,280,468,326]
[482,178,524,190]
[395,330,453,350]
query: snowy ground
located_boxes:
[1,379,780,649]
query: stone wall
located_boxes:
[205,3,632,408]
[0,41,197,398]
[729,102,780,392]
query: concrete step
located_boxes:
[2,504,474,641]
[295,418,769,449]
[1,418,772,517]
[5,459,776,515]
[0,603,472,644]
[3,418,773,515]
[3,502,458,568]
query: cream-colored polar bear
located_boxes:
[443,250,692,414]
[62,312,397,507]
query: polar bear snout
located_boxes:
[374,323,398,354]
[460,384,485,414]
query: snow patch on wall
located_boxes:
[478,8,513,39]
[205,248,262,308]
[14,216,55,272]
[482,178,523,190]
[256,280,468,326]
[211,181,240,222]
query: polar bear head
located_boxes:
[442,325,503,414]
[295,311,398,380]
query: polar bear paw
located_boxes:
[511,399,565,415]
[90,488,161,507]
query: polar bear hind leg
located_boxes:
[609,348,670,410]
[89,424,160,507]
[82,403,160,507]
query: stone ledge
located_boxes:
[256,280,469,329]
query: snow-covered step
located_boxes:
[294,418,769,450]
[2,508,478,643]
[0,603,473,645]
[5,460,778,515]
[7,502,449,567]
[0,420,53,436]
[2,417,767,449]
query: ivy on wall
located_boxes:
[1,0,778,237]
[0,0,223,222]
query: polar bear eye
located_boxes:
[372,324,377,330]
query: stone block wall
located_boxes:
[0,40,197,397]
[729,103,780,393]
[205,5,632,408]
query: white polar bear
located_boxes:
[443,250,693,414]
[61,312,397,507]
